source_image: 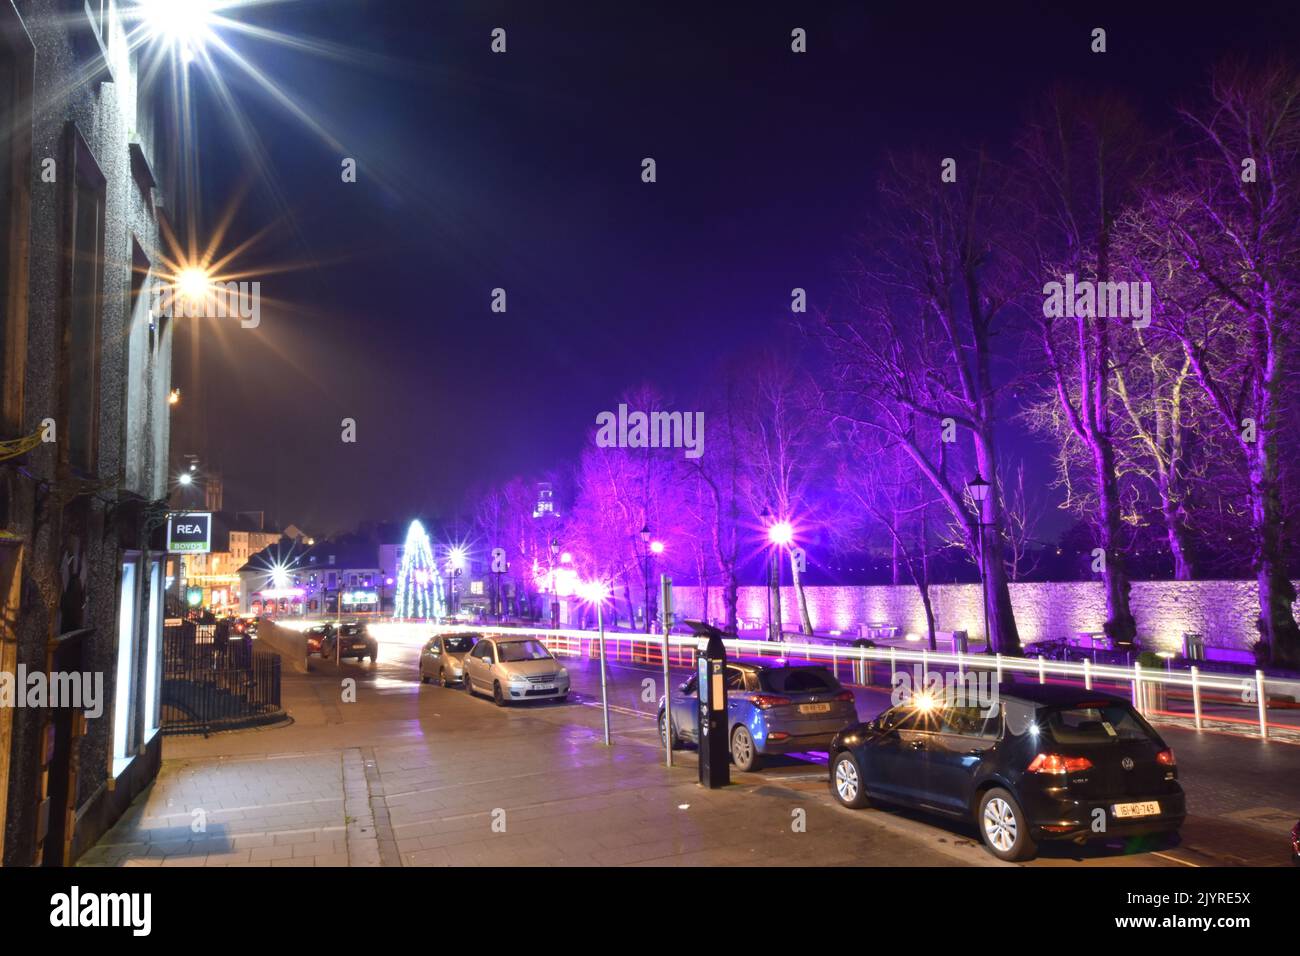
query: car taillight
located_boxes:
[1026,753,1093,774]
[834,691,854,702]
[1156,749,1176,767]
[752,694,791,709]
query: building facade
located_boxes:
[1,0,177,865]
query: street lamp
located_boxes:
[967,475,992,654]
[640,525,661,634]
[760,506,785,642]
[548,538,560,628]
[579,579,614,745]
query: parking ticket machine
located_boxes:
[696,628,730,788]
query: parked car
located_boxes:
[828,683,1185,861]
[419,633,478,686]
[305,623,334,657]
[462,636,569,705]
[321,621,378,663]
[659,661,857,772]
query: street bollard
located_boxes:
[1190,665,1202,730]
[1256,670,1268,740]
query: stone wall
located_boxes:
[670,580,1293,653]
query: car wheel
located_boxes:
[437,668,447,688]
[420,668,429,684]
[978,788,1038,862]
[493,682,509,707]
[464,673,475,695]
[556,694,567,703]
[730,725,760,772]
[658,711,681,749]
[830,751,870,808]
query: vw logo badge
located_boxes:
[1121,757,1135,770]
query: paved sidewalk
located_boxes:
[80,651,977,868]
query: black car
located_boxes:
[828,683,1185,861]
[320,621,378,663]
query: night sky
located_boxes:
[174,0,1300,535]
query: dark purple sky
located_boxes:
[172,0,1300,536]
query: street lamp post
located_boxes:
[967,475,992,654]
[548,538,560,628]
[640,525,652,633]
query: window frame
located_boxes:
[0,5,34,437]
[61,122,107,476]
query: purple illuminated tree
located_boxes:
[818,152,1024,654]
[1017,91,1155,644]
[1121,61,1300,666]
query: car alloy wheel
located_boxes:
[730,725,759,772]
[832,753,869,808]
[658,711,679,749]
[983,797,1017,852]
[493,682,508,707]
[438,668,447,688]
[979,787,1038,861]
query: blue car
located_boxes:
[658,661,858,771]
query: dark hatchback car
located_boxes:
[321,621,378,663]
[828,683,1185,861]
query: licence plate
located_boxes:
[799,702,832,714]
[352,644,368,651]
[531,684,555,691]
[1113,801,1160,818]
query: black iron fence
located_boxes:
[161,624,283,735]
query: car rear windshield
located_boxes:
[444,637,475,653]
[757,668,839,694]
[1043,703,1155,744]
[498,640,552,662]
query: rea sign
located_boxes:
[167,512,212,553]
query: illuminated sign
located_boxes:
[167,512,212,553]
[341,590,379,605]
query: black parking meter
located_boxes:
[695,626,730,788]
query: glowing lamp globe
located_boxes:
[767,521,794,546]
[649,540,665,555]
[174,265,213,309]
[139,0,218,55]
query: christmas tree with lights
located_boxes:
[393,520,445,619]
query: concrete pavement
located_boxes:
[79,630,1299,867]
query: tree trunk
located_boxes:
[791,554,813,636]
[919,583,937,651]
[1158,479,1194,581]
[722,571,738,634]
[1093,439,1138,645]
[1250,440,1300,667]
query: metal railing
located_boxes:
[161,625,283,735]
[429,623,1300,739]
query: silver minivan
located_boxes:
[463,636,570,706]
